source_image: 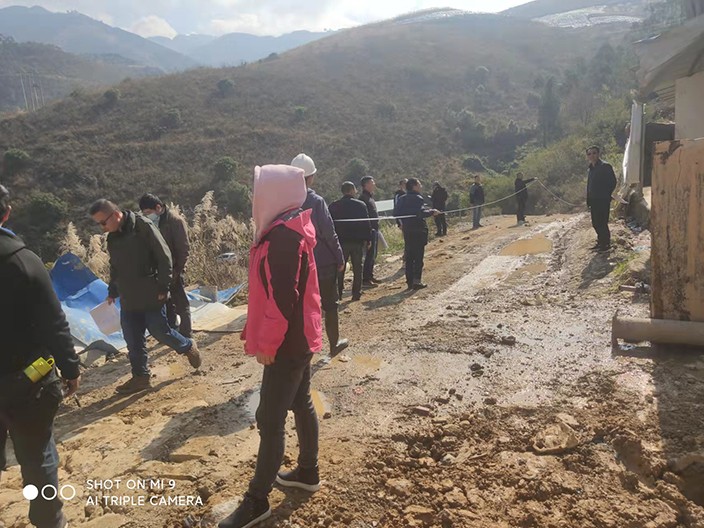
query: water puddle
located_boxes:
[506,262,548,284]
[353,354,382,370]
[246,388,329,419]
[500,235,552,256]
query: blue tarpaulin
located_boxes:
[50,253,247,349]
[50,253,127,350]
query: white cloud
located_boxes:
[129,15,178,38]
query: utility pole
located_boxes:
[19,74,29,112]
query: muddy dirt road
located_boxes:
[2,213,704,528]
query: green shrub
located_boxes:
[3,148,31,177]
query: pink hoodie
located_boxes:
[242,165,323,358]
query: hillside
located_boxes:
[503,0,645,18]
[0,37,160,114]
[0,10,633,256]
[0,5,196,72]
[152,30,331,66]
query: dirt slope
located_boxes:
[1,213,703,528]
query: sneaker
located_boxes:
[362,280,378,288]
[351,294,361,301]
[597,245,611,254]
[331,339,349,357]
[589,243,601,250]
[276,466,321,492]
[218,493,271,528]
[185,340,202,369]
[115,375,151,394]
[368,277,382,284]
[412,283,428,290]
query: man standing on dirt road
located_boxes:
[431,181,449,236]
[394,178,439,290]
[329,181,372,301]
[360,175,381,286]
[89,199,201,394]
[586,146,617,253]
[0,184,81,528]
[139,193,192,338]
[469,175,485,229]
[218,164,323,528]
[514,172,536,226]
[292,153,349,357]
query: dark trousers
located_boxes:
[339,241,364,299]
[1,371,64,528]
[434,213,447,235]
[472,206,483,228]
[318,266,340,351]
[363,229,378,281]
[404,230,427,287]
[517,199,527,222]
[121,305,193,377]
[590,202,611,248]
[166,275,192,338]
[248,353,318,500]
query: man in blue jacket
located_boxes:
[394,178,439,290]
[292,153,349,356]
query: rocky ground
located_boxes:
[2,213,703,528]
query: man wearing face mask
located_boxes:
[139,193,192,338]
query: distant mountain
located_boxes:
[503,0,652,28]
[0,5,196,72]
[0,36,157,113]
[187,30,333,66]
[149,34,217,55]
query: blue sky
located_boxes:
[0,1,530,37]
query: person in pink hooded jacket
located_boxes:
[218,164,323,528]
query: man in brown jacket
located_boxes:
[139,193,192,337]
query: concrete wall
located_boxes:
[651,139,704,322]
[675,70,704,139]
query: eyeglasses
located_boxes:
[97,211,115,227]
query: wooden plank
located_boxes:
[651,139,704,321]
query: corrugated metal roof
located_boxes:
[635,14,704,103]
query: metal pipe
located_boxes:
[612,313,704,347]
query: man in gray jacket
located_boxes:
[139,193,192,338]
[89,199,201,394]
[291,154,349,356]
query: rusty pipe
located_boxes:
[612,313,704,347]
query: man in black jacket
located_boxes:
[431,181,449,236]
[89,199,201,394]
[514,172,536,226]
[469,175,485,229]
[359,175,380,286]
[394,178,439,290]
[329,182,372,301]
[0,184,80,528]
[586,146,617,252]
[139,193,192,338]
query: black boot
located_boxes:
[218,493,271,528]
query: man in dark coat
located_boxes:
[469,175,485,229]
[329,182,372,301]
[586,146,617,252]
[292,153,349,356]
[514,172,536,226]
[89,199,201,394]
[0,184,80,528]
[139,193,192,337]
[359,175,381,285]
[394,178,439,290]
[431,181,449,236]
